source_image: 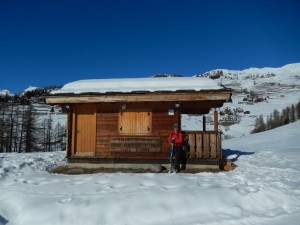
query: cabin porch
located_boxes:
[66,130,222,172]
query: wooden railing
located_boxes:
[184,131,222,159]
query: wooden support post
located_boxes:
[175,107,181,129]
[202,115,206,131]
[214,110,218,132]
[71,106,76,157]
[66,111,72,158]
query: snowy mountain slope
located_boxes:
[200,63,300,93]
[185,63,300,138]
[0,122,299,225]
[22,86,39,93]
[0,90,13,97]
[197,63,300,78]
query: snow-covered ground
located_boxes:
[1,121,299,225]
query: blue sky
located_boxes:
[1,0,300,94]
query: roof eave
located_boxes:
[46,90,232,104]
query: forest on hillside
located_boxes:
[0,86,66,153]
[251,101,300,134]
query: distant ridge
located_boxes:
[152,74,183,78]
[2,63,300,94]
[0,89,13,97]
[194,62,300,79]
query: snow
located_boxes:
[0,90,13,97]
[50,77,224,94]
[186,63,300,138]
[1,63,300,224]
[1,122,300,225]
[24,86,38,92]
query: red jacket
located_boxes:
[168,130,183,145]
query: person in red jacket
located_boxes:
[168,123,183,172]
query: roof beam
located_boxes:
[46,92,232,104]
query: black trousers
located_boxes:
[173,147,186,171]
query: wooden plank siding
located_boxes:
[95,110,178,159]
[196,134,203,158]
[46,92,232,104]
[119,110,152,135]
[188,134,196,158]
[96,112,118,156]
[67,102,222,161]
[185,131,222,159]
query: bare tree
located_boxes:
[23,106,38,152]
[0,104,8,152]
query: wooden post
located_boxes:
[202,115,206,131]
[71,105,76,157]
[214,110,218,132]
[175,106,181,129]
[66,110,72,158]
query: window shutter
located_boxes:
[119,111,151,135]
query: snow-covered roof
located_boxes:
[51,77,225,95]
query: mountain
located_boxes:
[183,63,300,138]
[154,63,300,134]
[194,63,300,91]
[21,86,39,94]
[0,89,13,97]
[152,73,183,77]
[0,85,62,104]
[196,63,300,77]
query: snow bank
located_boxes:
[0,152,66,179]
[50,77,224,94]
[0,122,300,225]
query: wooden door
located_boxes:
[73,104,96,156]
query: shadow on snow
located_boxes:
[0,215,9,225]
[222,149,255,162]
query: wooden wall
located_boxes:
[69,101,222,160]
[95,102,179,159]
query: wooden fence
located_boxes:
[184,131,222,159]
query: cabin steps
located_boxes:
[219,158,238,171]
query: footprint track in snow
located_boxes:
[57,198,72,204]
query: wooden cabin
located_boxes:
[46,77,232,170]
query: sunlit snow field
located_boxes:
[1,122,299,225]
